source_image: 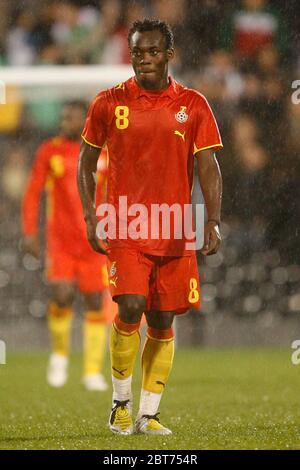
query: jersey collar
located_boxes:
[129,76,178,99]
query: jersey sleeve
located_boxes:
[193,95,223,155]
[22,142,50,236]
[81,91,108,149]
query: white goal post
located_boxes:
[0,65,133,101]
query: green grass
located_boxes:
[1,349,300,450]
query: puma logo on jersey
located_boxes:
[109,276,118,287]
[174,130,185,141]
[115,82,125,90]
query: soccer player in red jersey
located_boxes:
[78,19,223,435]
[22,101,114,391]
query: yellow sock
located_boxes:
[83,310,107,376]
[142,327,174,394]
[110,315,140,380]
[47,302,73,357]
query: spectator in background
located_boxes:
[190,69,232,133]
[223,137,271,257]
[53,0,146,66]
[1,146,28,211]
[0,0,9,44]
[0,0,9,64]
[29,3,55,57]
[26,40,63,135]
[151,0,187,72]
[231,113,260,149]
[222,114,263,219]
[219,0,288,61]
[230,142,270,222]
[184,0,223,70]
[35,40,62,65]
[238,72,262,117]
[189,49,244,130]
[6,9,36,66]
[255,43,281,78]
[51,0,97,64]
[239,74,286,157]
[205,49,244,101]
[0,44,6,65]
[100,0,146,64]
[72,0,122,65]
[287,97,300,156]
[259,76,286,157]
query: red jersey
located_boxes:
[22,136,107,257]
[82,76,222,256]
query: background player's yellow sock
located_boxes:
[83,310,107,376]
[110,315,141,401]
[47,302,73,357]
[138,327,174,417]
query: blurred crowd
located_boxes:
[1,0,300,321]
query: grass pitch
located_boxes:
[1,349,300,450]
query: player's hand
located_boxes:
[85,212,108,255]
[200,221,221,256]
[22,235,40,259]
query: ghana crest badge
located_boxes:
[175,106,188,123]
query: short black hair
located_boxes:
[128,19,174,49]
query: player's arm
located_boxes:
[195,148,222,256]
[79,91,108,254]
[21,144,50,258]
[77,140,107,255]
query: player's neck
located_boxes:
[136,75,170,92]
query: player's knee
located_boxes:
[51,284,74,308]
[146,311,175,330]
[84,292,102,311]
[53,294,73,308]
[117,294,146,323]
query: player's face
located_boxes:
[60,106,85,140]
[129,30,174,90]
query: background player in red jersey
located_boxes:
[78,19,222,435]
[22,101,114,391]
